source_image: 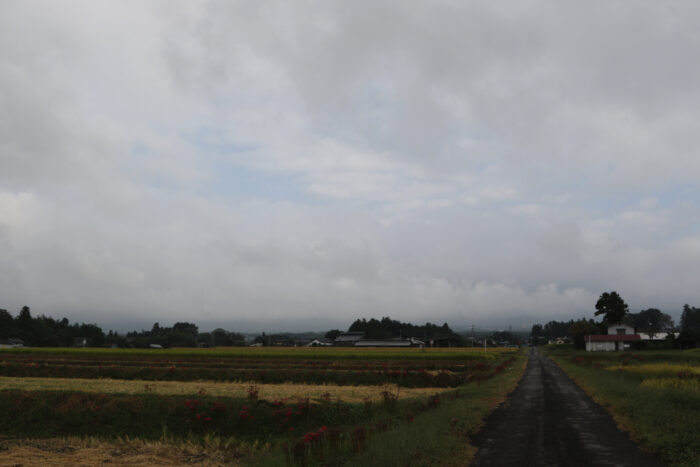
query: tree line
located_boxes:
[1,306,106,347]
[0,306,246,348]
[531,291,700,349]
[333,316,464,344]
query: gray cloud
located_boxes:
[1,1,698,331]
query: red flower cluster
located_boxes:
[301,425,328,444]
[184,399,216,423]
[184,399,200,410]
[273,407,297,425]
[239,405,254,420]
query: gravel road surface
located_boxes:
[470,347,664,466]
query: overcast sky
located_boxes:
[1,1,699,333]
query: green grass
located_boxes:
[543,347,700,466]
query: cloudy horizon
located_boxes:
[1,1,699,333]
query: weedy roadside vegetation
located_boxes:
[0,346,525,466]
[543,345,700,467]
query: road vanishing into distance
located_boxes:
[471,348,664,467]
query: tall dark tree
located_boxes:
[168,322,198,347]
[627,308,674,336]
[680,304,700,343]
[594,291,629,324]
[530,324,545,345]
[16,305,35,344]
[0,309,13,339]
[79,323,106,347]
[18,305,32,322]
[211,328,234,346]
[569,318,598,349]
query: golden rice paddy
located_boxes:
[0,436,253,466]
[605,363,700,392]
[0,376,445,403]
[606,363,700,377]
[640,377,699,391]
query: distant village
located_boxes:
[3,296,698,351]
[1,307,523,349]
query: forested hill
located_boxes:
[346,316,461,341]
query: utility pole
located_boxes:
[471,324,475,348]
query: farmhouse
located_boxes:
[334,332,364,346]
[638,332,679,341]
[0,338,24,348]
[354,337,425,348]
[306,338,334,347]
[585,324,640,352]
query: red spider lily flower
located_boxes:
[289,426,294,431]
[195,414,202,419]
[205,417,213,422]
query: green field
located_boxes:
[0,346,525,466]
[543,346,700,467]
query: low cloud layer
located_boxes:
[1,1,699,331]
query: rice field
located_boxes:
[606,363,700,378]
[2,346,512,360]
[0,346,525,466]
[0,376,445,402]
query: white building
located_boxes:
[585,324,640,352]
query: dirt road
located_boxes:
[470,348,663,466]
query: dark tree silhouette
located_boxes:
[594,291,629,324]
[680,304,700,344]
[627,308,674,336]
